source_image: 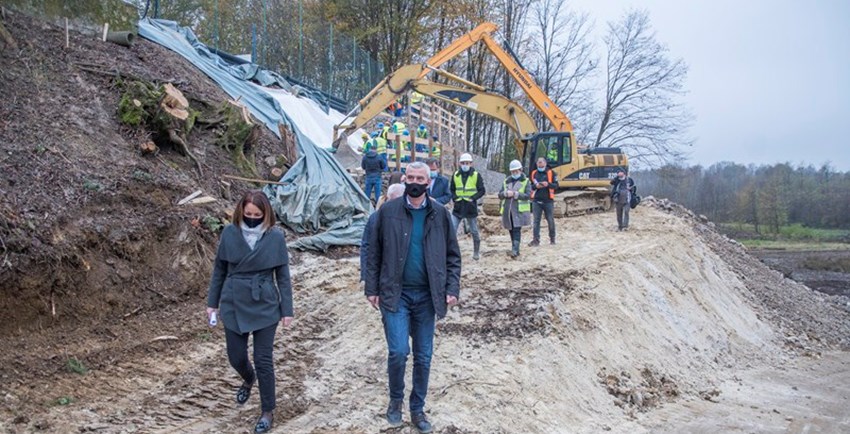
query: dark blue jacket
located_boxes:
[360,212,378,282]
[365,197,461,319]
[428,175,452,205]
[361,150,386,176]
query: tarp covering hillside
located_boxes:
[138,18,371,251]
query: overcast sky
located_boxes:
[567,0,850,170]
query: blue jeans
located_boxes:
[381,288,436,412]
[365,175,381,203]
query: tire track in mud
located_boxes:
[50,302,333,434]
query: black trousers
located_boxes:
[225,323,278,412]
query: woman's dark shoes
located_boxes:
[254,411,274,433]
[236,376,255,405]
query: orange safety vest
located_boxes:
[531,169,555,200]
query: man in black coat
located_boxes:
[365,162,461,433]
[449,153,486,260]
[362,149,387,204]
[611,168,635,231]
[529,157,560,245]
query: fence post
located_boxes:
[298,0,304,78]
[251,24,257,64]
[328,23,334,95]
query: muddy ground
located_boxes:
[753,249,850,298]
[2,10,850,434]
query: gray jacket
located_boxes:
[498,174,532,229]
[207,224,293,333]
[365,196,462,319]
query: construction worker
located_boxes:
[378,122,390,141]
[392,119,407,135]
[362,145,387,204]
[450,153,485,260]
[529,157,559,246]
[410,91,424,105]
[373,132,389,170]
[430,135,441,159]
[361,132,372,152]
[498,159,531,258]
[401,130,412,153]
[416,124,428,139]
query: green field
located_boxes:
[718,223,850,250]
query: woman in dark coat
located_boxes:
[206,190,293,434]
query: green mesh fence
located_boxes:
[139,0,383,109]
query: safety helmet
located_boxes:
[361,133,369,140]
[432,135,438,140]
[402,130,410,136]
[370,131,379,138]
[377,122,384,128]
[459,153,473,163]
[509,160,522,171]
[419,124,426,129]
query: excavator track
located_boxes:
[482,188,611,218]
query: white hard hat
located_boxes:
[459,153,473,163]
[509,159,522,171]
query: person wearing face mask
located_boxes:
[425,158,451,206]
[450,153,486,260]
[529,157,560,246]
[365,161,461,433]
[206,191,294,434]
[498,160,532,258]
[610,168,635,231]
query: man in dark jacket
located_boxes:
[529,157,560,245]
[450,153,486,260]
[362,149,387,204]
[365,162,461,434]
[426,158,452,206]
[610,168,635,231]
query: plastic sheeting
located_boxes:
[138,18,372,251]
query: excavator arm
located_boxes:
[425,23,574,133]
[333,64,537,151]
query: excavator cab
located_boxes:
[522,132,573,171]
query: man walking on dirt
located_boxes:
[450,153,485,260]
[365,162,461,433]
[611,168,635,231]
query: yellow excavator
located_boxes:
[333,23,628,216]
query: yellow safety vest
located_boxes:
[392,121,406,134]
[411,91,424,104]
[381,126,390,140]
[431,143,441,157]
[453,171,479,201]
[375,137,387,153]
[500,178,530,215]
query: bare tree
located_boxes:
[528,0,596,143]
[594,9,691,167]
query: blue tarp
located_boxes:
[138,18,371,251]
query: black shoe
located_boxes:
[386,399,403,426]
[254,411,273,434]
[550,239,556,245]
[411,411,433,433]
[236,375,255,405]
[528,239,540,247]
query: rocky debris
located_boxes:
[598,367,680,415]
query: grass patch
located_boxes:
[739,239,850,251]
[719,222,850,243]
[66,358,88,375]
